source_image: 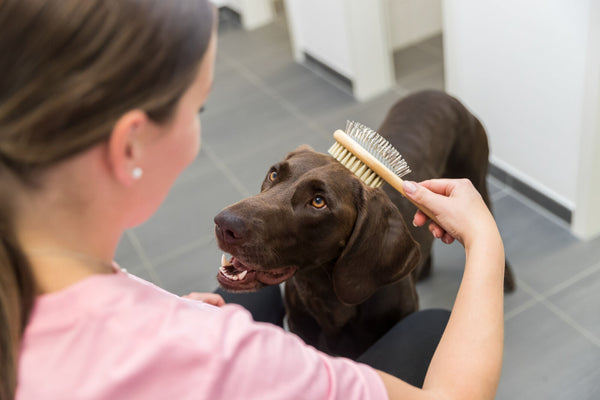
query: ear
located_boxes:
[285,144,315,160]
[332,186,421,305]
[107,110,149,186]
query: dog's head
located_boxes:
[214,145,420,304]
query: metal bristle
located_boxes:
[343,120,411,178]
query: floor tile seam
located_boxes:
[202,142,252,198]
[542,260,600,299]
[219,50,337,139]
[500,185,572,231]
[517,279,600,347]
[124,230,164,286]
[173,169,214,188]
[491,186,511,203]
[487,174,506,189]
[504,296,538,322]
[152,234,216,268]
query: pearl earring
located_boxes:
[132,167,143,180]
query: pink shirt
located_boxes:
[17,268,388,399]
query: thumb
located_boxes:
[402,180,435,208]
[402,180,444,226]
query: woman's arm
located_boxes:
[377,179,505,400]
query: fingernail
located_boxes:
[403,181,417,195]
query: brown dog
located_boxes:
[214,90,515,359]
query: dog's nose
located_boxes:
[214,210,248,244]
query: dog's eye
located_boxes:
[311,196,327,209]
[268,171,278,182]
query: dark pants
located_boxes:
[216,286,450,388]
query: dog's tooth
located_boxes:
[221,254,232,267]
[238,270,248,280]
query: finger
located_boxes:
[183,292,202,300]
[417,179,458,196]
[441,232,455,244]
[413,210,429,227]
[202,293,226,307]
[183,292,226,306]
[403,181,446,215]
[428,222,445,239]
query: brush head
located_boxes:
[328,121,411,188]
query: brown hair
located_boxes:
[0,0,214,397]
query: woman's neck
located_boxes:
[25,248,116,294]
[13,149,126,294]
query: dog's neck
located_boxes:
[287,263,356,331]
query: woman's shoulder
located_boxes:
[19,271,387,399]
[26,269,224,333]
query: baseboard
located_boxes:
[489,163,572,223]
[302,52,353,92]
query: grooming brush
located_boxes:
[328,120,440,225]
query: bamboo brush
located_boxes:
[328,120,439,224]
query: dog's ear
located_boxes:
[332,186,421,305]
[285,145,314,160]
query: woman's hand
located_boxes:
[402,179,497,248]
[183,292,225,307]
[379,179,505,400]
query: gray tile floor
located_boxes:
[115,10,600,399]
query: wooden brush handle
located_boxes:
[333,129,441,226]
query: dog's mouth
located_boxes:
[217,254,297,292]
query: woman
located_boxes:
[1,1,504,399]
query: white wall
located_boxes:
[572,1,600,238]
[387,0,442,50]
[444,0,595,221]
[284,0,441,100]
[285,0,394,100]
[286,0,354,78]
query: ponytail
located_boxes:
[0,0,214,395]
[0,212,35,399]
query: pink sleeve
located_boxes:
[203,304,389,400]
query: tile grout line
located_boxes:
[490,186,511,203]
[505,253,600,323]
[500,184,572,231]
[153,234,217,267]
[517,279,600,347]
[125,230,164,286]
[542,260,600,299]
[218,50,344,139]
[221,30,355,98]
[202,142,252,198]
[504,296,538,321]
